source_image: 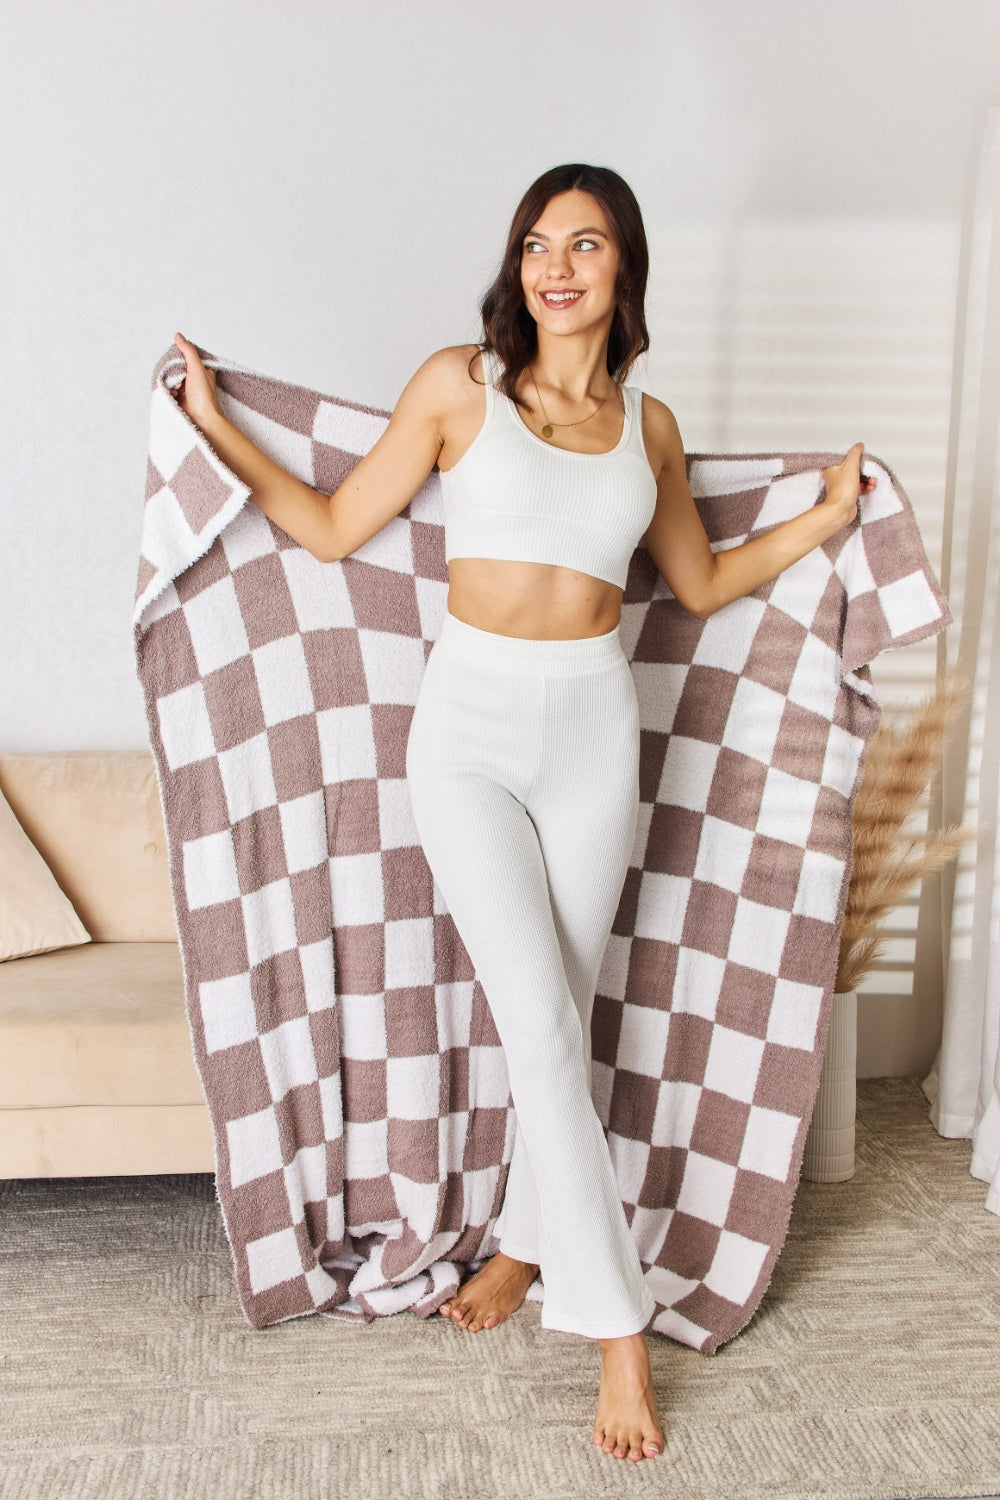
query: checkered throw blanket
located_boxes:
[135,345,949,1352]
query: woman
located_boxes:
[173,162,872,1464]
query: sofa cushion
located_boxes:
[0,752,176,942]
[0,783,90,961]
[0,942,203,1108]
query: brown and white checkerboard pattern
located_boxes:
[136,346,949,1349]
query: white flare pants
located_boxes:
[405,611,655,1339]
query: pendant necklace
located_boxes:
[528,368,616,441]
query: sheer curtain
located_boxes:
[924,104,1000,1215]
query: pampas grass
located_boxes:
[836,675,969,994]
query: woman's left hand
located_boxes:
[821,442,877,529]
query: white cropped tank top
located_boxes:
[439,350,658,591]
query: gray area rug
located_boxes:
[1,1079,998,1500]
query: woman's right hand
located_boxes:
[172,332,221,432]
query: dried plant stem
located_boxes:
[835,675,969,995]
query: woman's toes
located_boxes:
[438,1301,453,1317]
[595,1421,661,1462]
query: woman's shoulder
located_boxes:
[413,343,484,389]
[402,344,485,412]
[637,390,684,475]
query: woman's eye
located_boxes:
[523,241,545,254]
[575,239,598,251]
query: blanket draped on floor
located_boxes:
[135,346,949,1353]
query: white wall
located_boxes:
[3,0,999,1070]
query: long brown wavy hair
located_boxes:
[477,164,650,409]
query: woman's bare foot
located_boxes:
[438,1252,539,1331]
[593,1332,664,1461]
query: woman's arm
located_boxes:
[171,333,459,563]
[641,396,876,619]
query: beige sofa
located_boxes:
[0,751,856,1185]
[0,752,214,1177]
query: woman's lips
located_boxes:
[539,290,585,309]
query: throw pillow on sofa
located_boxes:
[0,785,90,961]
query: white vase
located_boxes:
[802,990,857,1183]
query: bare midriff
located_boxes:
[446,557,623,640]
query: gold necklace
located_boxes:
[528,368,616,441]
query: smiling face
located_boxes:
[519,189,621,341]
